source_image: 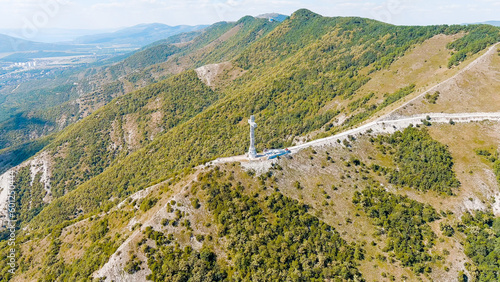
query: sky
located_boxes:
[0,0,498,32]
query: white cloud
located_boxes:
[0,0,498,30]
[91,2,128,10]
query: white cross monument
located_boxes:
[248,115,257,158]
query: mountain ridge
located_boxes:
[1,11,498,225]
[0,33,73,52]
[72,23,208,47]
[0,9,499,281]
[465,20,500,27]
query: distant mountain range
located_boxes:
[256,13,288,22]
[0,23,207,54]
[1,9,500,282]
[0,34,72,52]
[72,23,208,47]
[465,21,500,26]
[481,21,500,26]
[0,28,117,43]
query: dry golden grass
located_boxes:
[265,121,500,281]
[309,34,485,140]
[59,219,93,264]
[14,236,51,282]
[360,34,463,97]
[45,120,500,281]
[349,122,500,281]
[397,44,500,115]
[426,122,500,213]
[257,144,421,281]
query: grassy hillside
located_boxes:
[1,9,499,281]
[0,16,279,168]
[394,41,500,116]
[6,121,500,281]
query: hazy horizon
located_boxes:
[0,0,499,42]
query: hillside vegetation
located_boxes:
[0,9,499,281]
[5,121,499,281]
[374,127,460,195]
[0,16,278,155]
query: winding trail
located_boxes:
[94,42,500,281]
[289,112,500,152]
[210,42,500,164]
[381,42,500,120]
[210,112,500,165]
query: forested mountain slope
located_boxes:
[0,16,279,172]
[0,9,499,281]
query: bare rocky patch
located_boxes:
[122,114,140,151]
[195,61,246,88]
